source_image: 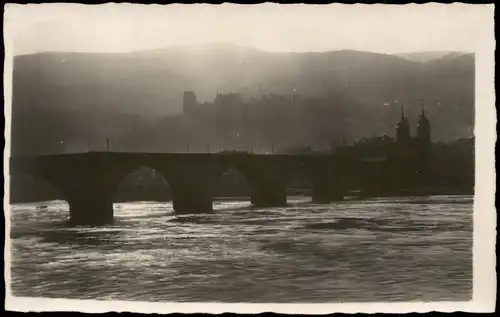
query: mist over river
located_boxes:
[9,196,472,302]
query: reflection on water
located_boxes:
[9,196,472,302]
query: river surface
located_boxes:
[8,195,473,302]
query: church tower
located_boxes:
[415,99,432,178]
[417,99,431,146]
[396,103,410,144]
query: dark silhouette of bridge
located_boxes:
[9,151,349,225]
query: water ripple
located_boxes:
[9,195,473,302]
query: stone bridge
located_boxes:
[9,152,350,225]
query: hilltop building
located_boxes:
[182,91,198,115]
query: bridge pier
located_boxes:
[172,191,213,214]
[250,181,287,207]
[310,160,345,204]
[68,190,114,226]
[39,154,118,226]
[65,171,115,226]
[167,165,214,214]
[311,184,344,203]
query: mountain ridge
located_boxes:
[16,42,471,60]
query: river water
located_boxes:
[8,195,473,302]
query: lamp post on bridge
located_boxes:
[60,140,66,154]
[329,138,336,155]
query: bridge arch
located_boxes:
[109,159,215,217]
[113,165,172,204]
[8,158,80,222]
[9,173,71,224]
[213,165,253,204]
[10,173,66,204]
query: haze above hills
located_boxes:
[11,43,474,154]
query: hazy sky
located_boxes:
[4,3,493,56]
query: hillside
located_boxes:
[10,44,474,155]
[395,51,467,63]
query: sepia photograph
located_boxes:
[3,2,496,314]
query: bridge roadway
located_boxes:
[9,151,349,225]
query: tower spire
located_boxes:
[421,98,425,116]
[401,102,405,119]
